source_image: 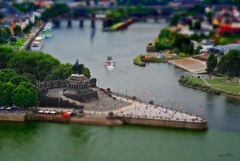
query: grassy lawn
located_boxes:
[133,55,146,66]
[187,77,206,86]
[219,37,240,45]
[206,77,240,95]
[1,37,27,50]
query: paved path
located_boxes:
[168,57,207,74]
[111,95,206,123]
[201,78,211,87]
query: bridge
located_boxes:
[50,4,193,28]
[51,15,167,29]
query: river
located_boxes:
[0,20,239,161]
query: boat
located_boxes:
[44,22,53,32]
[31,36,44,51]
[39,32,46,39]
[45,31,53,38]
[41,22,54,38]
[104,56,115,67]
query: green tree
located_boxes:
[193,21,201,30]
[0,69,17,82]
[23,23,33,34]
[12,82,38,108]
[45,63,72,80]
[174,34,194,55]
[207,53,218,74]
[41,3,70,21]
[10,75,28,86]
[170,14,180,26]
[14,25,22,36]
[7,51,60,81]
[0,82,15,106]
[83,67,91,78]
[10,36,17,44]
[0,28,11,44]
[217,50,240,77]
[0,47,14,68]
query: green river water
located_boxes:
[0,20,239,161]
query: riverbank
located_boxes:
[133,55,146,66]
[179,76,240,99]
[133,52,207,74]
[20,23,45,50]
[0,91,208,130]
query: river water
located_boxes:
[0,20,239,161]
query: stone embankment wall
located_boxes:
[64,90,99,103]
[39,95,84,109]
[70,116,123,126]
[0,113,26,122]
[26,114,69,123]
[118,117,208,130]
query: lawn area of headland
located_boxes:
[179,76,240,98]
[133,55,146,67]
[206,77,240,96]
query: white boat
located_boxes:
[31,36,44,51]
[104,56,115,67]
[39,32,46,39]
[45,31,53,38]
[44,22,53,32]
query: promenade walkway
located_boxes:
[112,95,206,123]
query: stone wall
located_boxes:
[39,95,84,109]
[0,112,26,122]
[38,80,67,90]
[64,90,98,103]
[70,116,123,126]
[38,78,97,91]
[118,117,208,130]
[27,114,69,123]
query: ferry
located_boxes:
[31,36,44,51]
[104,56,115,67]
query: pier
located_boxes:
[109,93,208,129]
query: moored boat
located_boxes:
[104,56,115,67]
[45,31,53,38]
[31,36,44,51]
[44,22,53,32]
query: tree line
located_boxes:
[0,69,38,107]
[0,47,91,83]
[207,49,240,77]
[0,47,92,107]
[155,29,198,55]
